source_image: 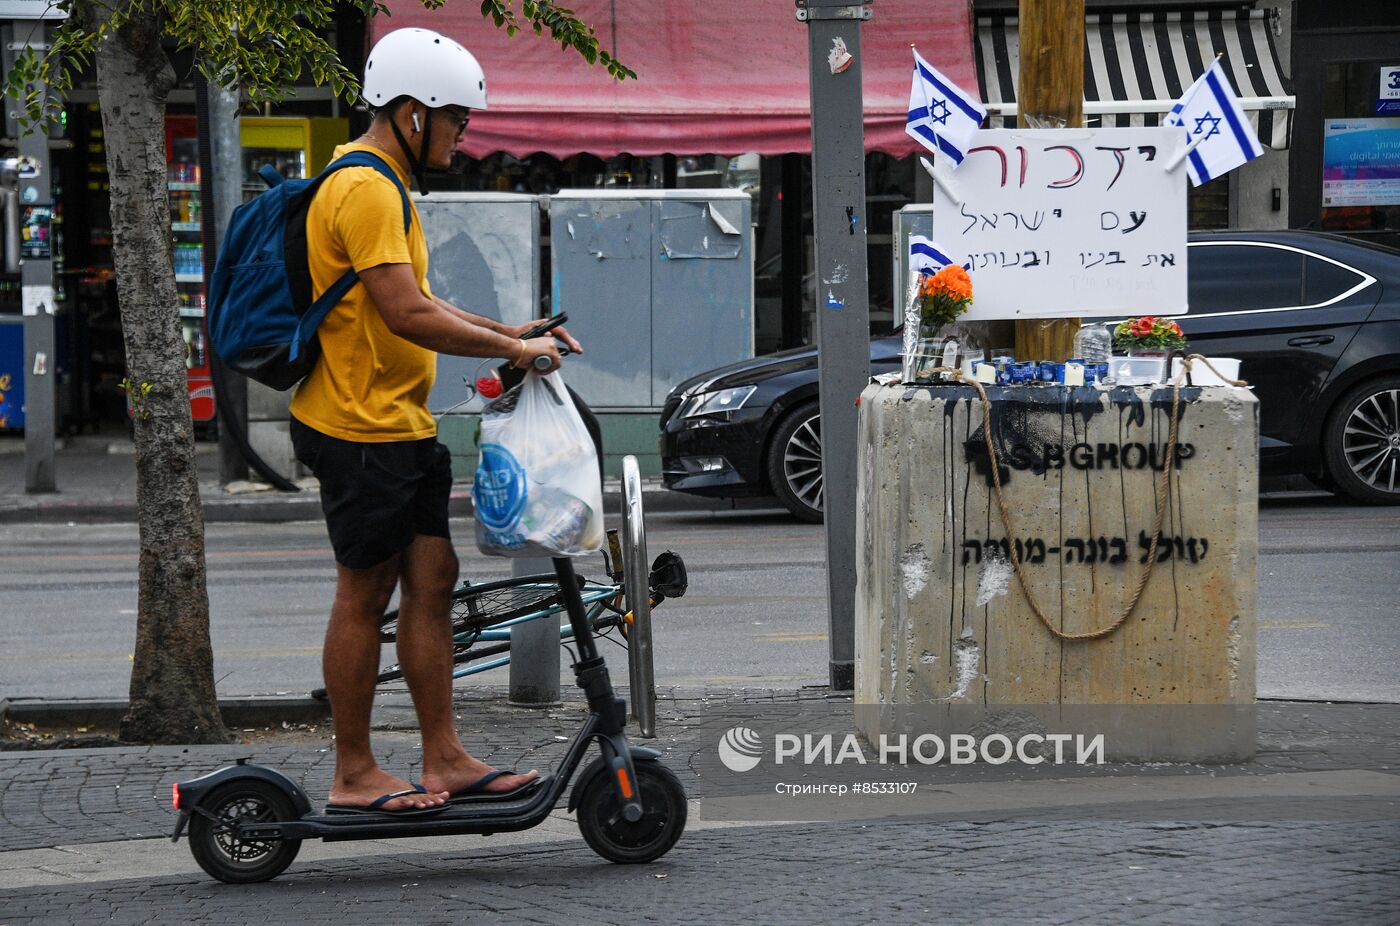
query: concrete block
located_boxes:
[246,419,301,479]
[855,383,1259,760]
[246,378,292,423]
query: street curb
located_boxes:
[1,696,332,730]
[1,686,844,734]
[0,484,777,525]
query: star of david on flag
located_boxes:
[1165,58,1264,186]
[906,47,986,166]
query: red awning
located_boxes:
[372,1,977,159]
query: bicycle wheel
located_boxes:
[379,574,563,642]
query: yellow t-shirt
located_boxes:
[289,142,436,441]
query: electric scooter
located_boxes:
[171,556,685,883]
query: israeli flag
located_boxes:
[1165,59,1264,186]
[909,235,961,274]
[906,48,986,166]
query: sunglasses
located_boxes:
[439,107,471,136]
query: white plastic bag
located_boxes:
[473,371,605,558]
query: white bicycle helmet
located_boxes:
[363,28,487,111]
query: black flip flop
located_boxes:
[324,787,448,817]
[447,770,543,804]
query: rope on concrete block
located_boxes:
[921,354,1247,642]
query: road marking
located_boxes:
[756,632,829,642]
[16,645,325,663]
[1259,620,1330,630]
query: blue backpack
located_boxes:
[208,150,411,390]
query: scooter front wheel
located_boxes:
[188,780,302,883]
[575,761,687,864]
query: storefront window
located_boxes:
[1319,62,1400,239]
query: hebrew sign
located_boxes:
[933,127,1187,320]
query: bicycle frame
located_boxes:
[447,580,624,679]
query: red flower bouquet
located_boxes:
[1113,315,1185,352]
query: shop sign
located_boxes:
[932,127,1186,320]
[1377,65,1400,116]
[1322,118,1400,208]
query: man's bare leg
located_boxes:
[396,534,538,795]
[324,556,446,811]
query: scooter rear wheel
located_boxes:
[188,780,302,883]
[575,761,687,864]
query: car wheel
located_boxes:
[1324,375,1400,506]
[766,400,824,522]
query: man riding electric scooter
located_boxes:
[171,29,686,883]
[285,26,583,816]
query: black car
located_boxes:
[660,230,1400,521]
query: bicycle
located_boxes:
[366,538,687,690]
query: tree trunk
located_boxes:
[90,2,229,744]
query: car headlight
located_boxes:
[680,385,757,421]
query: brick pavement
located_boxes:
[1,819,1396,925]
[1,691,1397,923]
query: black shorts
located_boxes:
[290,417,453,569]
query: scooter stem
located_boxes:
[555,556,643,823]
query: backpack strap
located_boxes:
[289,150,414,362]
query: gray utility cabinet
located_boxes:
[548,189,754,410]
[413,192,541,414]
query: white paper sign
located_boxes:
[21,285,52,317]
[933,127,1188,319]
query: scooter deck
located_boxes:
[242,775,564,843]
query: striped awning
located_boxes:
[976,8,1294,149]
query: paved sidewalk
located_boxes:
[1,689,1397,923]
[0,435,739,524]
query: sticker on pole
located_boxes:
[933,127,1187,319]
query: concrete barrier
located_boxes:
[855,383,1259,760]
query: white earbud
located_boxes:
[411,111,421,133]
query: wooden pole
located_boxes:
[1015,0,1085,361]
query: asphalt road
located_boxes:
[1,493,1396,702]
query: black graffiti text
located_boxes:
[959,534,1211,567]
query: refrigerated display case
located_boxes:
[240,116,348,202]
[165,115,215,424]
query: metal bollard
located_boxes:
[620,456,657,738]
[508,555,561,707]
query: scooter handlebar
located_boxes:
[532,346,572,371]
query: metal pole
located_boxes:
[800,0,871,693]
[509,555,561,706]
[205,79,248,484]
[620,455,655,737]
[15,21,56,492]
[780,153,805,349]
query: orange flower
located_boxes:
[930,264,973,300]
